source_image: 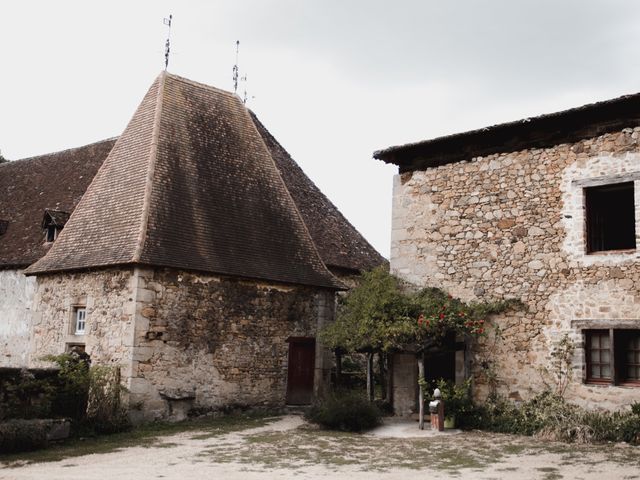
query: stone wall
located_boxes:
[128,268,334,421]
[30,268,137,369]
[30,266,335,421]
[390,127,640,409]
[0,269,37,367]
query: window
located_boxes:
[586,330,611,383]
[585,182,636,253]
[66,343,85,354]
[41,209,69,244]
[585,329,640,385]
[74,307,86,335]
[46,225,58,242]
[618,330,640,383]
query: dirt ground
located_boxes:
[1,415,639,480]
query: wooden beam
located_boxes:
[572,172,640,188]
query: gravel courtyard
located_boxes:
[1,415,639,480]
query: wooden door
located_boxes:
[286,337,316,405]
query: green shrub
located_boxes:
[44,353,90,421]
[434,378,473,420]
[305,391,382,432]
[86,366,130,434]
[43,354,130,435]
[463,392,640,445]
[0,370,57,420]
[373,398,393,415]
[0,419,49,453]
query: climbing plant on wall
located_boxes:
[321,266,523,428]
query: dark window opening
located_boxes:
[616,330,640,383]
[41,209,69,244]
[66,343,85,354]
[0,220,8,236]
[585,329,640,386]
[46,225,58,242]
[585,182,636,253]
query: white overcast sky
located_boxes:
[2,1,640,258]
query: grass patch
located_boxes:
[536,466,563,480]
[0,413,273,467]
[4,415,640,476]
[198,429,506,473]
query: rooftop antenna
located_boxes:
[232,40,240,94]
[242,74,248,104]
[232,41,254,105]
[163,14,173,70]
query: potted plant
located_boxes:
[434,378,472,428]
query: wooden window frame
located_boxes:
[584,181,636,254]
[585,329,612,384]
[584,328,640,386]
[74,307,86,335]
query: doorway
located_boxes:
[286,337,316,405]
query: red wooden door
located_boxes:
[286,338,316,405]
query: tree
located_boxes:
[321,267,410,401]
[0,150,7,163]
[321,267,523,428]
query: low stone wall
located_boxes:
[390,127,640,409]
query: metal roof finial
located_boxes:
[233,41,254,105]
[233,40,240,94]
[163,14,173,70]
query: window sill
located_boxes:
[585,381,640,388]
[619,381,640,387]
[585,380,611,386]
[586,248,636,256]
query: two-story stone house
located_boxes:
[376,93,640,412]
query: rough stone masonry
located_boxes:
[31,267,335,421]
[390,127,640,410]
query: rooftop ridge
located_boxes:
[3,137,118,166]
[164,72,238,100]
[133,72,166,263]
[243,107,343,287]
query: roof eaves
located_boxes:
[374,92,640,171]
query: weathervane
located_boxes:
[233,40,240,94]
[163,14,173,70]
[232,41,253,105]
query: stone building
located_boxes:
[375,93,640,413]
[0,72,384,420]
[0,139,115,366]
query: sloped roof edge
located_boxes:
[374,92,640,173]
[0,138,117,268]
[250,111,387,272]
[25,72,345,290]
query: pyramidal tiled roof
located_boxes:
[26,73,343,289]
[251,113,387,272]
